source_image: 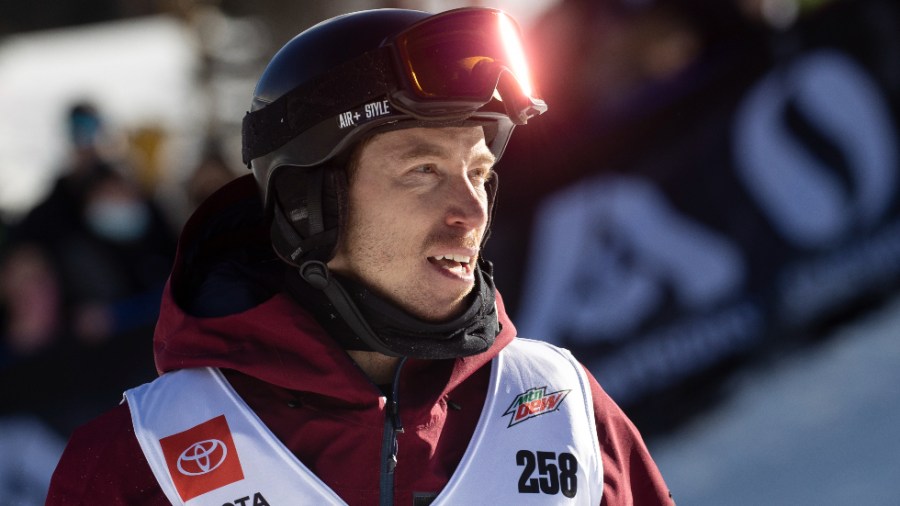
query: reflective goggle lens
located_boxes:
[394,9,539,103]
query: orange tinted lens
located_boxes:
[396,10,535,101]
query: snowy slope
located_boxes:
[650,294,900,505]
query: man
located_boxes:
[48,7,673,505]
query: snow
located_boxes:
[649,294,900,505]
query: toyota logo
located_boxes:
[176,439,228,476]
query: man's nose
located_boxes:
[444,176,488,230]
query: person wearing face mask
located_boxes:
[65,169,176,342]
[1,104,176,437]
[47,8,673,505]
[9,104,176,344]
[83,176,152,244]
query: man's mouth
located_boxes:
[427,253,475,277]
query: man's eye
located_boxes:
[471,168,493,184]
[413,165,436,174]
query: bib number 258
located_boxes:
[516,450,578,498]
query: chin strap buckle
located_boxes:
[299,260,330,289]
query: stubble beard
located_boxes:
[337,220,482,322]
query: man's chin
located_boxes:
[405,288,475,323]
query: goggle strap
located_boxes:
[242,46,397,166]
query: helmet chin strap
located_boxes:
[286,259,500,360]
[298,260,404,357]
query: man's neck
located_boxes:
[347,350,401,385]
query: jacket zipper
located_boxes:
[379,357,407,506]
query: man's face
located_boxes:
[328,126,495,322]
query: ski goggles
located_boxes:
[242,7,547,166]
[388,7,547,121]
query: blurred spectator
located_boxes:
[0,244,62,358]
[63,167,177,342]
[5,102,176,348]
[10,102,115,252]
[0,101,176,436]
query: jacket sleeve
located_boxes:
[583,365,675,506]
[46,402,169,505]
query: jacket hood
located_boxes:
[153,175,516,401]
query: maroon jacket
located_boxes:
[47,176,673,505]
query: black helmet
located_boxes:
[243,7,547,266]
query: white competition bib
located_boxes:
[126,338,603,505]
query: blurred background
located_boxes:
[0,0,898,504]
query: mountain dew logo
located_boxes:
[503,386,571,427]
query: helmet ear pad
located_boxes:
[270,165,345,266]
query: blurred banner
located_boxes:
[489,0,900,428]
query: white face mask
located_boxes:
[85,199,151,242]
